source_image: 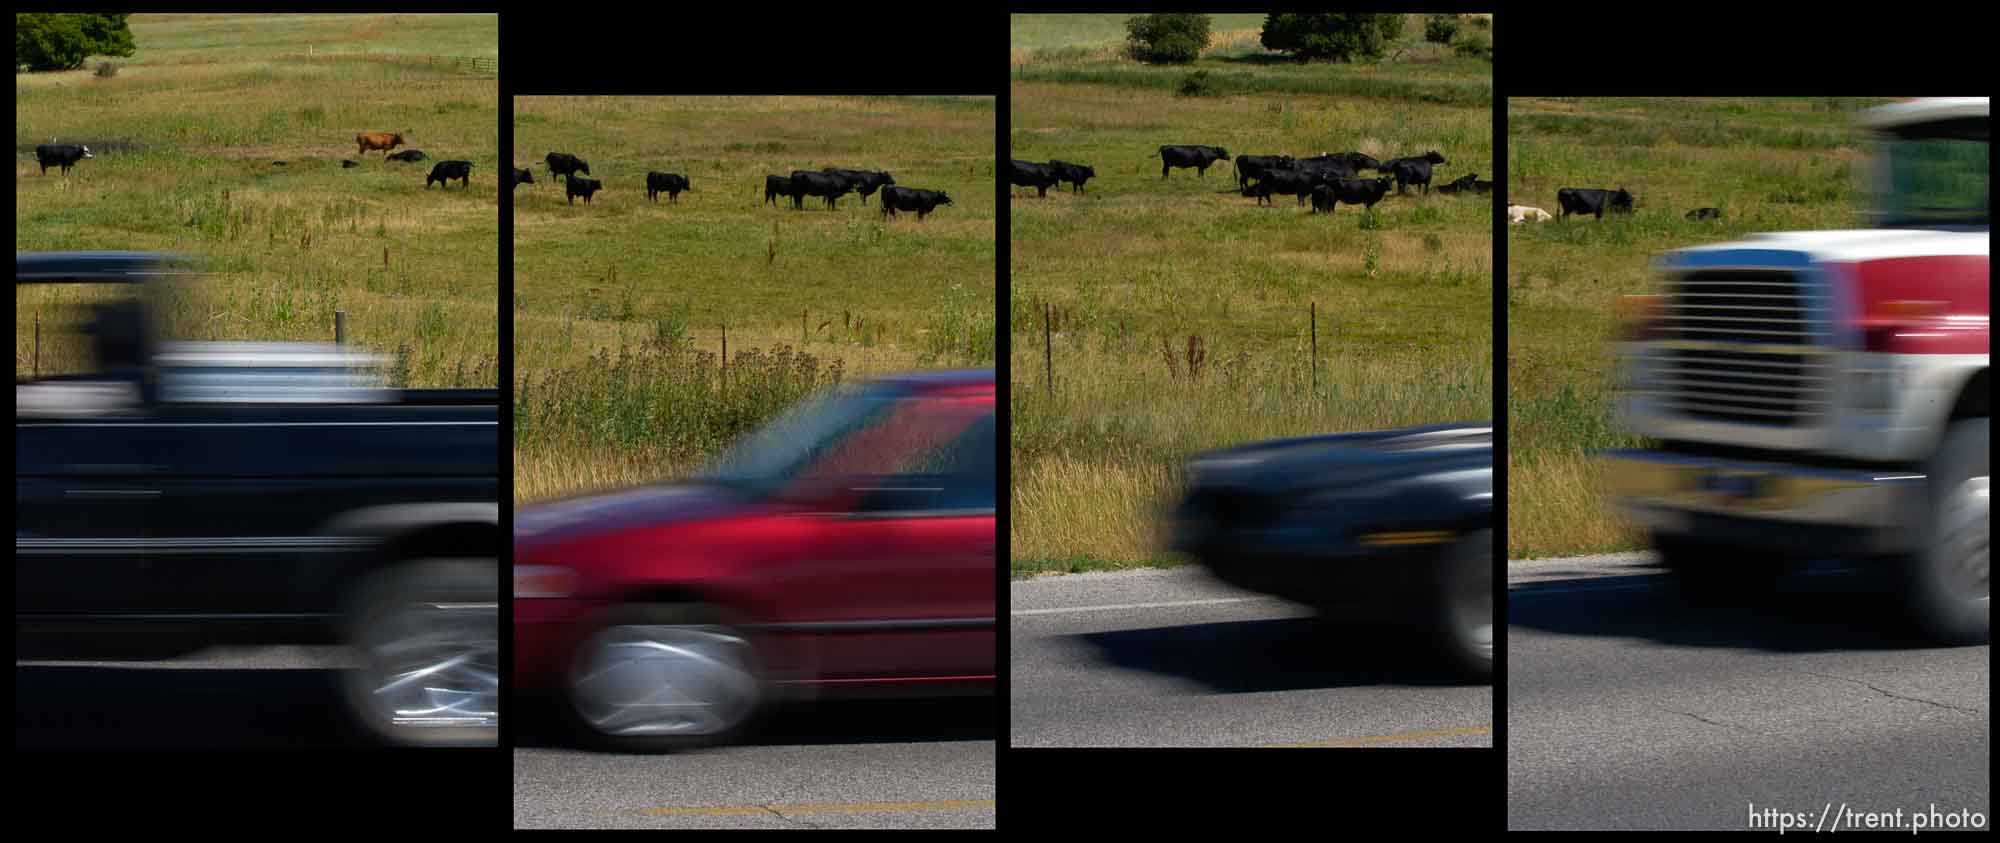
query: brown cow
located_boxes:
[355,132,406,156]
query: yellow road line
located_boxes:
[1267,725,1492,748]
[640,799,996,818]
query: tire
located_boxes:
[340,559,499,747]
[1899,418,1990,645]
[1426,529,1494,683]
[562,604,765,752]
[1656,534,1793,604]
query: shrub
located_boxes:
[1455,30,1493,60]
[17,13,136,72]
[1470,15,1491,30]
[1178,70,1219,98]
[1260,13,1404,63]
[1425,14,1461,45]
[93,60,118,77]
[1125,13,1211,65]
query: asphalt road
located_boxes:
[16,645,371,747]
[1009,566,1495,747]
[512,698,996,829]
[1508,553,1991,831]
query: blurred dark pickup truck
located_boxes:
[15,252,499,746]
[1169,422,1493,681]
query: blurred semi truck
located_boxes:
[1601,98,1988,643]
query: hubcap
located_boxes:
[358,601,499,732]
[1938,474,1990,602]
[570,625,759,737]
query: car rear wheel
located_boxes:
[1900,418,1989,645]
[564,604,764,752]
[341,559,499,746]
[1429,529,1493,683]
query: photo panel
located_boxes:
[508,93,999,829]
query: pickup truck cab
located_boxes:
[1602,97,1988,644]
[16,251,501,745]
[514,369,996,751]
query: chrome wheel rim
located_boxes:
[570,625,759,737]
[1939,474,1990,603]
[358,601,499,731]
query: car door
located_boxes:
[775,393,996,680]
[16,403,167,615]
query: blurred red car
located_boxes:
[513,370,996,750]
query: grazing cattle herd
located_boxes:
[1011,142,1503,230]
[27,130,493,192]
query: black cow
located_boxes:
[565,175,603,205]
[763,174,793,207]
[646,171,691,203]
[1046,159,1095,193]
[386,149,428,163]
[1302,151,1380,173]
[1234,154,1296,190]
[1384,151,1448,195]
[822,168,894,204]
[1555,187,1635,220]
[513,167,535,188]
[34,144,93,175]
[1686,206,1723,221]
[425,160,472,189]
[546,152,589,183]
[341,160,360,169]
[1242,168,1323,207]
[880,186,953,221]
[1435,173,1479,195]
[1294,159,1360,186]
[1472,179,1494,194]
[1009,159,1060,198]
[1159,144,1230,179]
[1311,176,1396,215]
[788,170,856,210]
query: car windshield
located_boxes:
[694,382,902,497]
[1875,118,1988,228]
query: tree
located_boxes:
[1125,13,1211,65]
[1425,14,1461,45]
[17,13,135,72]
[1259,13,1404,63]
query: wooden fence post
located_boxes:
[335,310,347,345]
[1044,301,1053,399]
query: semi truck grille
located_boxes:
[1655,269,1832,427]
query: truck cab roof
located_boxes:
[16,251,196,284]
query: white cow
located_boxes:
[1508,204,1552,224]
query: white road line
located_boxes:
[1010,596,1278,616]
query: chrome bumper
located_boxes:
[1598,449,1927,551]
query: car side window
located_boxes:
[857,410,995,513]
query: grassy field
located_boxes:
[1010,15,1494,576]
[1505,96,1888,559]
[511,96,997,505]
[15,13,499,387]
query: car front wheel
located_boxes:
[564,604,764,752]
[1429,529,1494,683]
